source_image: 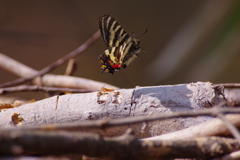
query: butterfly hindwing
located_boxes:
[99,15,143,74]
[120,42,139,67]
[99,47,122,74]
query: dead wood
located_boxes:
[0,53,118,90]
[0,129,239,160]
[214,150,240,160]
[0,30,102,88]
[143,113,240,141]
[0,82,226,138]
[0,85,97,94]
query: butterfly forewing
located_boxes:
[99,15,143,74]
[99,15,131,47]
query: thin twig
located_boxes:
[0,53,119,90]
[218,113,240,144]
[64,58,77,76]
[0,30,101,88]
[0,85,98,94]
[214,83,240,88]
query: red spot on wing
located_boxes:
[107,60,121,69]
[111,64,121,69]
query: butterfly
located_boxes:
[99,15,146,74]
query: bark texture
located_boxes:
[0,82,226,138]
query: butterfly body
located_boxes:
[99,15,143,74]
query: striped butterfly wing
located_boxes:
[99,46,122,74]
[120,41,140,68]
[99,41,141,74]
[99,15,131,47]
[99,15,142,74]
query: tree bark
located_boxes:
[0,129,239,160]
[0,82,226,138]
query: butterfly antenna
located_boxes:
[143,28,148,34]
[137,28,148,38]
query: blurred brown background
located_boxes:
[0,1,240,96]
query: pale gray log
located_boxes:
[0,82,226,138]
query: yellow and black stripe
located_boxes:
[99,15,143,74]
[99,15,130,47]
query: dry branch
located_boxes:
[217,113,240,144]
[64,58,77,76]
[0,30,101,88]
[0,129,239,160]
[224,88,240,106]
[216,83,240,88]
[0,82,226,138]
[143,113,240,141]
[214,150,240,160]
[0,85,97,94]
[0,53,118,90]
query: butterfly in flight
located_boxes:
[99,15,146,74]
